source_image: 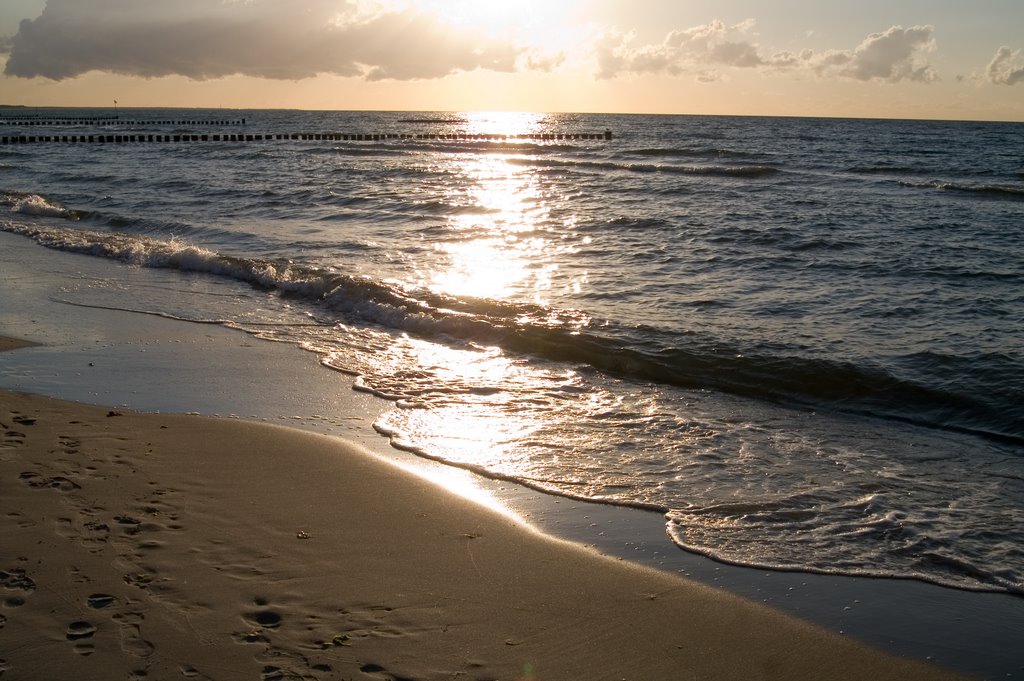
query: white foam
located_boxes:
[9,193,77,219]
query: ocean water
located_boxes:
[2,109,1023,596]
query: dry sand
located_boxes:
[0,337,969,681]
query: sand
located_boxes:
[0,338,970,681]
[0,337,37,353]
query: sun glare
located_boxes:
[384,0,580,51]
[420,0,546,37]
[422,126,573,304]
[362,0,582,59]
[465,111,544,137]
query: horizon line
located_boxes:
[1,104,1022,125]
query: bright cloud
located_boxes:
[595,20,939,85]
[824,25,938,83]
[3,0,534,81]
[596,19,791,79]
[986,46,1024,85]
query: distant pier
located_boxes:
[0,129,613,144]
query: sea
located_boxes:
[2,109,1022,599]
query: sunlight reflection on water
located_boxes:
[420,112,585,304]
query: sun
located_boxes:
[361,0,581,67]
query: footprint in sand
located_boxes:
[66,620,97,641]
[260,666,286,681]
[113,612,155,658]
[178,664,215,680]
[1,569,35,607]
[18,471,81,492]
[67,566,91,585]
[235,600,284,645]
[123,572,154,590]
[358,662,418,681]
[0,569,35,593]
[86,593,117,609]
[54,517,109,551]
[2,430,25,447]
[5,511,33,529]
[243,610,284,630]
[114,515,143,535]
[66,621,98,654]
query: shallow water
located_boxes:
[2,108,1023,595]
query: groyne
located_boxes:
[0,117,246,126]
[1,130,613,144]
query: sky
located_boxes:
[0,0,1022,121]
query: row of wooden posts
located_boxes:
[1,130,613,144]
[0,118,247,127]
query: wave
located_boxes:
[899,180,1024,200]
[396,117,468,124]
[412,140,584,154]
[665,500,1024,596]
[846,165,929,175]
[3,220,1019,445]
[301,138,586,159]
[622,146,760,160]
[508,157,780,178]
[330,146,411,157]
[587,216,675,232]
[0,190,246,242]
[1,190,84,220]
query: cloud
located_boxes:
[596,19,783,79]
[595,21,939,84]
[986,46,1024,85]
[826,25,937,83]
[523,50,566,73]
[0,35,13,55]
[3,0,532,81]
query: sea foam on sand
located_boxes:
[0,378,967,681]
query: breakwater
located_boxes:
[1,130,613,144]
[0,117,247,126]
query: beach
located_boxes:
[0,363,969,681]
[3,108,1024,680]
[4,111,1022,604]
[0,238,977,680]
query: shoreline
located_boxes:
[1,230,1021,678]
[0,371,966,680]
